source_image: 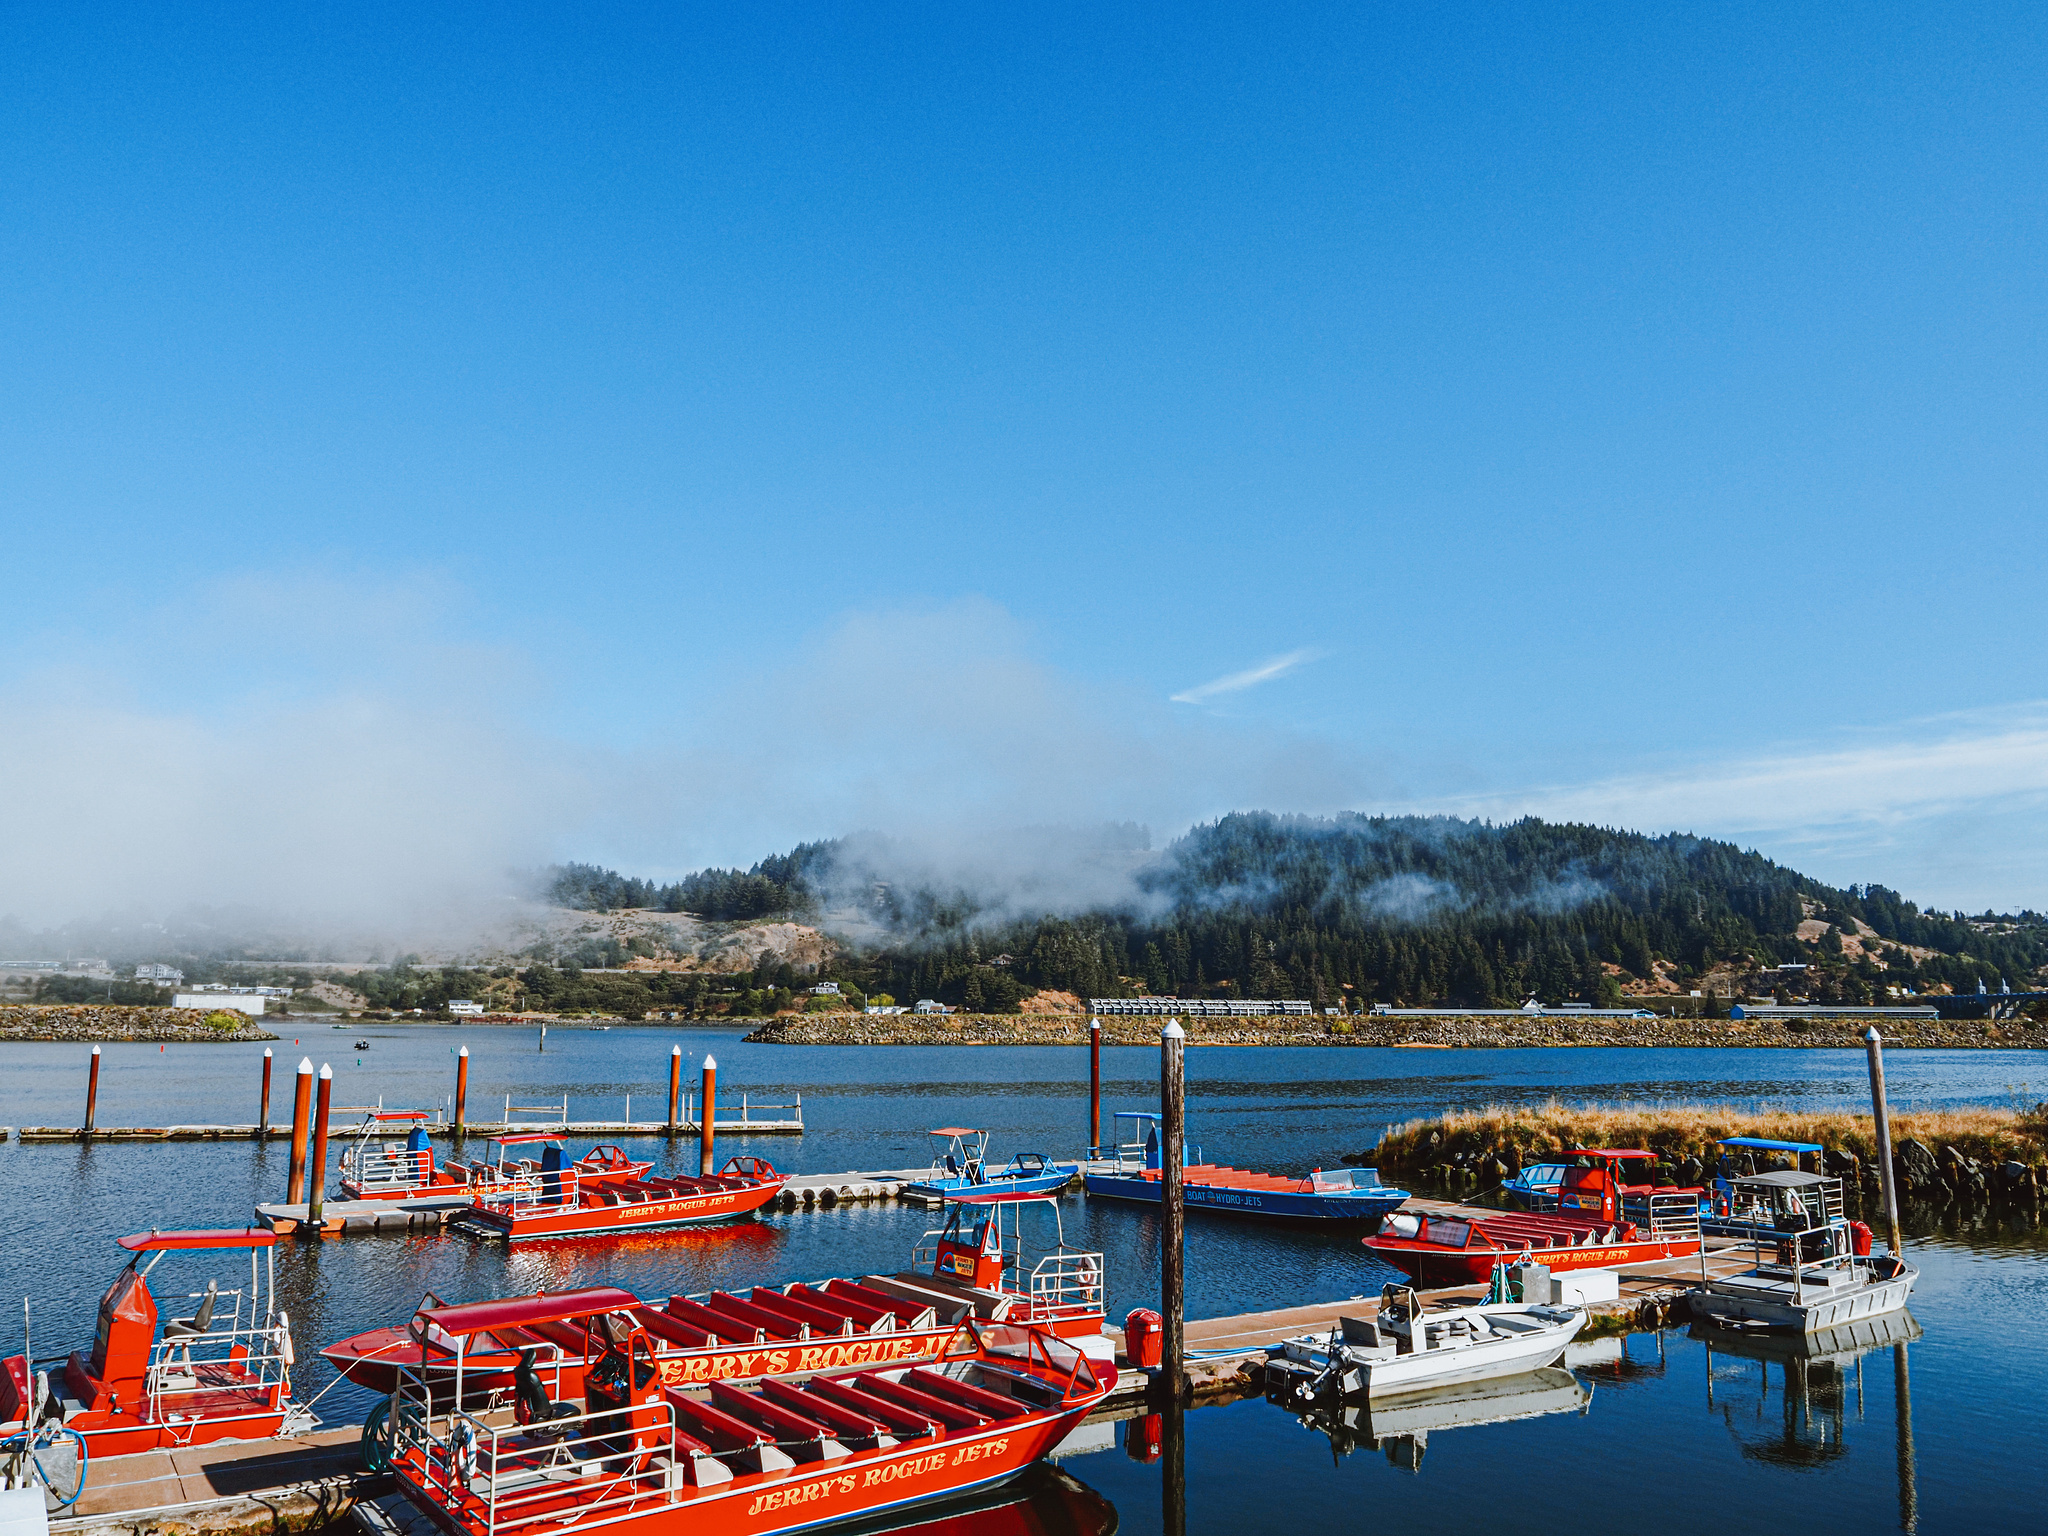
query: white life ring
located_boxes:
[1075,1255,1101,1302]
[449,1421,478,1484]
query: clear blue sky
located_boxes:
[4,4,2046,919]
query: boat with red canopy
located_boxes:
[324,1197,1109,1402]
[456,1153,785,1242]
[367,1287,1110,1536]
[2,1229,307,1460]
[340,1123,653,1204]
[1364,1153,1704,1288]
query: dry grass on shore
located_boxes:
[1373,1097,2048,1170]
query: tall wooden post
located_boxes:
[1160,1019,1185,1405]
[83,1045,101,1137]
[286,1057,313,1203]
[307,1065,333,1226]
[1864,1027,1903,1256]
[699,1055,718,1176]
[668,1046,682,1135]
[258,1048,273,1139]
[454,1045,469,1138]
[1089,1018,1101,1155]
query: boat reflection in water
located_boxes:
[1693,1309,1921,1530]
[1269,1366,1593,1472]
[841,1462,1117,1536]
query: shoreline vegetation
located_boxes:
[1364,1099,2048,1203]
[0,1005,278,1043]
[742,1011,2047,1050]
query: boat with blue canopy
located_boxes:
[1501,1161,1569,1210]
[1705,1137,1826,1237]
[1084,1112,1410,1224]
[899,1128,1079,1202]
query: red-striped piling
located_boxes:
[308,1065,333,1226]
[285,1058,313,1203]
[258,1049,273,1140]
[699,1056,717,1176]
[83,1046,101,1137]
[454,1045,469,1138]
[668,1045,682,1135]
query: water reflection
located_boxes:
[847,1462,1117,1536]
[1694,1311,1920,1531]
[1262,1366,1593,1472]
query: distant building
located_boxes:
[866,1005,907,1015]
[1088,997,1314,1017]
[448,1000,486,1015]
[808,982,841,996]
[136,964,185,984]
[913,999,952,1014]
[175,992,265,1016]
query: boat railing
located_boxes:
[342,1142,436,1191]
[392,1386,690,1535]
[145,1312,293,1410]
[475,1166,587,1212]
[1021,1248,1107,1314]
[1622,1189,1704,1239]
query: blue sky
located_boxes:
[4,5,2046,923]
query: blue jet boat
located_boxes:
[1083,1112,1410,1223]
[899,1127,1080,1202]
[1501,1161,1568,1210]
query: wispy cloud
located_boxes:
[1438,704,2048,909]
[1170,648,1323,705]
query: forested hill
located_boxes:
[547,814,2048,1012]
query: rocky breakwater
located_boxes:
[744,1010,2045,1049]
[1358,1098,2048,1212]
[0,1004,278,1043]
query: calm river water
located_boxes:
[2,1026,2041,1534]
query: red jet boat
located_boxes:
[373,1288,1110,1536]
[340,1123,653,1203]
[323,1197,1110,1402]
[457,1154,786,1242]
[1364,1151,1704,1287]
[2,1229,306,1459]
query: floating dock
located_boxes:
[46,1186,1803,1535]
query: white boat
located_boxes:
[1268,1284,1585,1399]
[1697,1171,1917,1332]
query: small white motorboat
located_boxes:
[1267,1284,1586,1400]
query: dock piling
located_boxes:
[454,1046,468,1139]
[1161,1018,1186,1405]
[84,1045,101,1137]
[285,1059,313,1204]
[699,1056,717,1175]
[1864,1027,1904,1256]
[668,1045,682,1135]
[307,1065,333,1228]
[1089,1018,1101,1155]
[258,1049,272,1140]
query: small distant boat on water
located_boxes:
[1265,1283,1586,1399]
[1084,1112,1410,1223]
[900,1129,1079,1202]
